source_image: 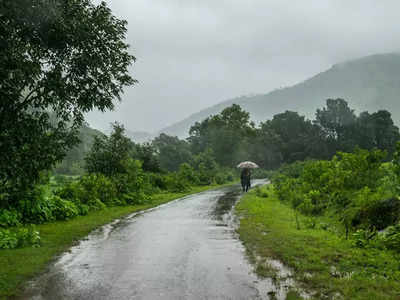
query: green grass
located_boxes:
[0,183,231,299]
[236,185,400,300]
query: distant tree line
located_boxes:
[60,98,400,177]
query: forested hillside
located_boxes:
[161,53,400,137]
[54,124,104,175]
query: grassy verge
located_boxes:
[235,184,400,300]
[0,183,232,298]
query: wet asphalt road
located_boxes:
[21,181,269,300]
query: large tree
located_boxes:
[188,104,255,166]
[314,99,357,151]
[152,133,192,172]
[85,123,134,177]
[268,111,327,162]
[0,0,136,206]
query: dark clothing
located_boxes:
[240,169,251,192]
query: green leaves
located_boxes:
[0,225,40,249]
[1,0,136,207]
[272,148,400,238]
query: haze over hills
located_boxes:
[159,53,400,138]
[125,129,153,144]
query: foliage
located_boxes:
[185,100,399,173]
[272,148,400,239]
[133,142,161,173]
[153,133,192,172]
[54,124,103,175]
[177,163,199,185]
[236,186,400,299]
[18,185,56,224]
[50,196,79,221]
[0,209,21,228]
[381,223,400,252]
[191,149,219,185]
[85,123,134,177]
[189,104,255,166]
[0,0,136,207]
[164,173,191,193]
[112,159,149,205]
[0,226,40,249]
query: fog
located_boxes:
[86,0,400,133]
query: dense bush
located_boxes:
[18,186,56,224]
[164,173,190,193]
[272,148,400,240]
[178,163,200,185]
[50,196,79,221]
[0,226,40,249]
[112,159,149,204]
[381,223,400,251]
[0,209,21,227]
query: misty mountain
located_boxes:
[160,53,400,138]
[54,124,104,174]
[125,129,153,144]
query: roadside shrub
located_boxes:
[52,174,75,185]
[178,163,199,185]
[51,196,79,220]
[226,171,235,182]
[381,223,400,252]
[214,173,226,185]
[275,161,308,179]
[113,159,149,204]
[18,186,55,224]
[0,226,40,249]
[15,226,41,247]
[57,174,113,210]
[272,148,400,243]
[147,173,168,190]
[252,168,273,179]
[351,229,376,248]
[255,186,269,198]
[165,173,190,192]
[0,229,17,249]
[0,209,21,227]
[192,149,218,185]
[55,181,81,203]
[79,174,118,207]
[351,188,400,230]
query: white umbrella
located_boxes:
[237,161,259,169]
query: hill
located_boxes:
[125,129,153,144]
[160,53,400,137]
[54,124,104,175]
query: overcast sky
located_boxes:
[86,0,400,133]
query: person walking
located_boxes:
[240,168,251,192]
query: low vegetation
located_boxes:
[0,184,229,298]
[272,146,400,250]
[236,145,400,299]
[236,185,400,299]
[3,1,399,298]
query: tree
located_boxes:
[133,143,161,173]
[370,110,400,152]
[0,0,135,206]
[268,111,327,163]
[249,123,283,169]
[346,110,399,154]
[188,104,255,166]
[85,123,134,177]
[152,133,192,172]
[315,99,356,138]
